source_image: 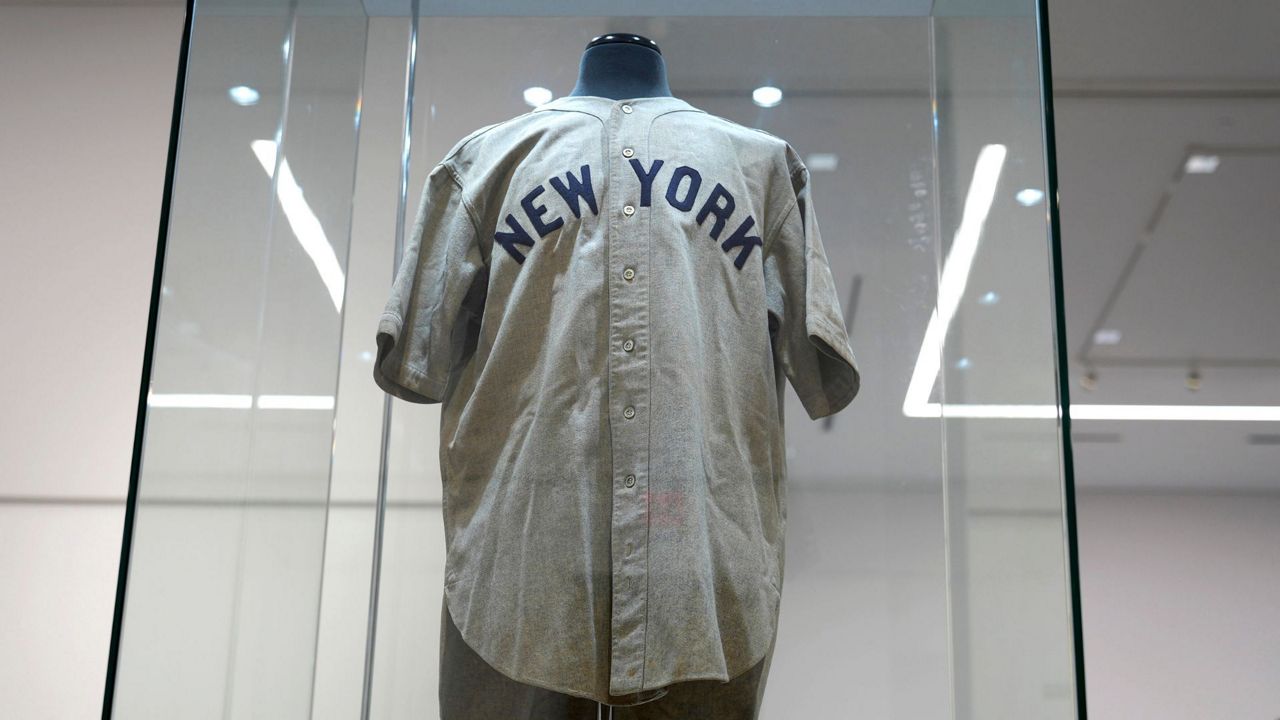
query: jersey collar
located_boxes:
[532,94,706,119]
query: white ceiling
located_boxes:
[1046,0,1280,490]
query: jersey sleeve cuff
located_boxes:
[373,311,450,404]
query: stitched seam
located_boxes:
[442,161,484,247]
[762,194,798,257]
[764,150,810,255]
[440,120,506,164]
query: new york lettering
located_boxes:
[493,159,763,270]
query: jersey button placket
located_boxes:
[607,99,649,695]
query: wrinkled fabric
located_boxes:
[374,94,861,705]
[439,594,773,718]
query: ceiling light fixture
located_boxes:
[1015,188,1044,206]
[752,86,783,108]
[806,153,838,172]
[523,86,553,107]
[1184,154,1219,174]
[1093,329,1122,345]
[229,85,260,106]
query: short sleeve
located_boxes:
[373,161,487,404]
[763,149,862,420]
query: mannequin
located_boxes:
[568,33,672,101]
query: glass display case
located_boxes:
[104,1,1084,717]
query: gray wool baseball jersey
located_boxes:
[373,94,861,706]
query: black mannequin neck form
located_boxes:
[568,41,672,100]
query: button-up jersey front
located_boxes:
[373,94,861,705]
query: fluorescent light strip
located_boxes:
[904,402,1057,419]
[148,393,334,410]
[1071,404,1280,422]
[903,403,1280,422]
[902,144,1007,417]
[251,140,346,312]
[147,393,253,409]
[257,394,335,410]
[901,142,1278,422]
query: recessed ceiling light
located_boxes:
[1094,328,1122,345]
[955,357,972,370]
[1185,154,1219,174]
[229,85,260,106]
[523,86,553,107]
[1015,188,1044,206]
[978,291,999,305]
[806,153,838,171]
[752,86,783,108]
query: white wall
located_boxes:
[0,4,185,718]
[1077,491,1280,719]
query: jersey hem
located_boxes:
[442,576,779,707]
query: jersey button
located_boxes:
[623,406,635,419]
[623,338,634,352]
[623,267,635,281]
[623,204,635,216]
[625,474,636,487]
[621,104,633,113]
[622,147,634,158]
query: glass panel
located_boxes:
[932,4,1078,719]
[112,1,1079,718]
[109,0,366,717]
[361,3,1078,719]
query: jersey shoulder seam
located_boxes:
[440,162,485,253]
[702,113,790,148]
[763,193,799,257]
[439,105,548,166]
[440,119,503,166]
